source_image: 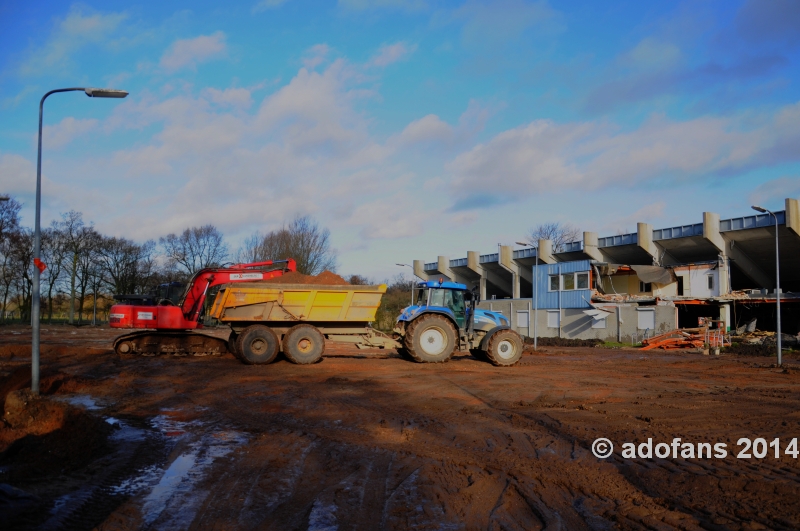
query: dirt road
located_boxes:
[1,325,799,530]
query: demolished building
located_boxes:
[411,198,800,343]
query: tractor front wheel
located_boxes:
[485,329,523,366]
[405,314,457,363]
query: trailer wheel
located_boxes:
[405,314,456,363]
[485,329,523,367]
[283,324,325,364]
[238,325,280,365]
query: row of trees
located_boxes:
[0,197,338,324]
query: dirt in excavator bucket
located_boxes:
[258,270,349,285]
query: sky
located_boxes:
[1,0,799,280]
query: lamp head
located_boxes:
[84,88,128,98]
[751,205,767,213]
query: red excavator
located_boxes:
[109,259,296,356]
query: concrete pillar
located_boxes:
[637,222,659,262]
[466,252,486,300]
[498,245,520,299]
[436,256,455,282]
[537,239,557,264]
[412,260,429,280]
[718,256,730,296]
[704,212,772,288]
[719,304,731,332]
[786,198,800,238]
[583,232,604,262]
[468,251,514,300]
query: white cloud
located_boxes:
[749,177,800,207]
[303,44,331,69]
[369,42,417,67]
[204,87,253,109]
[619,38,682,71]
[0,154,36,195]
[41,117,99,150]
[447,102,800,210]
[398,114,454,145]
[160,32,227,71]
[19,6,127,76]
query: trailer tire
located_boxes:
[283,324,325,365]
[485,329,523,367]
[405,314,456,363]
[238,325,280,365]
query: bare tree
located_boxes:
[526,222,581,253]
[0,197,21,241]
[238,215,337,275]
[41,225,70,322]
[160,225,228,276]
[54,211,97,324]
[0,198,21,321]
[95,237,157,295]
[8,229,34,321]
[347,274,372,285]
[74,229,102,324]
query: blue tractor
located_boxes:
[393,280,524,366]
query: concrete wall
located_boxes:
[478,299,677,343]
[673,264,720,298]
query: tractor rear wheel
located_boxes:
[283,324,325,364]
[485,329,523,366]
[405,314,457,363]
[238,325,280,365]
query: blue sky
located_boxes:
[1,0,799,279]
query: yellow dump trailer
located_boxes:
[208,283,399,365]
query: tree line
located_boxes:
[0,197,337,324]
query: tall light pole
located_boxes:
[396,263,416,306]
[751,205,781,366]
[516,241,537,350]
[32,87,128,394]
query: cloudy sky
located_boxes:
[1,0,799,279]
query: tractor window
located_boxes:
[450,290,465,314]
[430,288,446,307]
[414,288,429,306]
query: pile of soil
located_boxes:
[264,270,349,285]
[723,342,776,357]
[0,389,113,479]
[524,336,603,347]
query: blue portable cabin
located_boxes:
[532,259,593,309]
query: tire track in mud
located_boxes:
[182,372,703,530]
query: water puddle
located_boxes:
[54,393,103,410]
[110,410,248,529]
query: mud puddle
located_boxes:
[12,392,247,531]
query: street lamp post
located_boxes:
[32,87,128,394]
[396,263,416,306]
[516,241,538,350]
[751,205,782,367]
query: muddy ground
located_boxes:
[1,325,799,531]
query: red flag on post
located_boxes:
[33,258,47,273]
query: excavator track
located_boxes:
[112,330,230,357]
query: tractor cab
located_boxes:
[397,279,511,337]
